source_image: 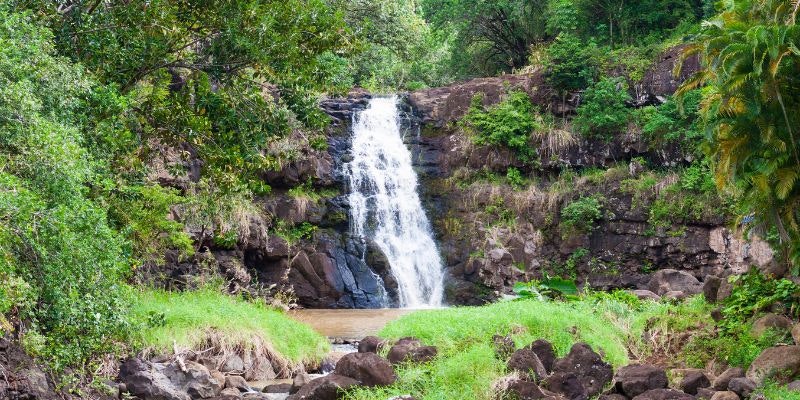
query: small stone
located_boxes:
[263,383,292,393]
[219,387,243,399]
[695,387,716,400]
[222,354,246,373]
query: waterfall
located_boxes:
[345,96,445,308]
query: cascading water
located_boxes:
[346,96,445,308]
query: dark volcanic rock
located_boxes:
[119,358,222,400]
[334,352,396,387]
[543,372,588,400]
[507,349,548,381]
[387,338,438,364]
[358,336,385,353]
[679,369,711,395]
[727,377,756,398]
[527,339,557,373]
[712,367,744,391]
[631,388,694,400]
[287,374,359,400]
[647,269,703,296]
[614,364,668,398]
[552,343,613,397]
[746,345,800,384]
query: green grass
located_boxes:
[345,294,700,400]
[756,381,800,400]
[131,287,329,365]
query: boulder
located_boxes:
[695,387,716,400]
[703,275,722,303]
[789,380,800,391]
[507,349,548,381]
[746,345,800,384]
[387,337,438,364]
[357,336,384,353]
[614,364,668,397]
[631,290,661,301]
[507,379,549,400]
[334,352,396,387]
[119,358,222,400]
[716,278,734,303]
[218,387,243,399]
[793,323,800,345]
[263,383,292,393]
[598,395,628,400]
[631,388,694,400]
[527,339,557,373]
[221,355,246,374]
[750,314,792,338]
[552,343,613,397]
[712,368,744,391]
[286,374,359,400]
[291,372,312,394]
[727,377,755,398]
[493,334,516,359]
[543,372,587,400]
[710,392,740,400]
[225,375,250,392]
[647,269,702,296]
[679,369,710,395]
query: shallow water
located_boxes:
[289,308,415,340]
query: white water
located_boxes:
[346,96,445,308]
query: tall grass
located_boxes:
[131,288,329,368]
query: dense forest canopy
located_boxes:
[1,0,800,395]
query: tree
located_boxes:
[420,0,550,76]
[679,0,800,268]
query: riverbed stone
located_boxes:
[291,372,311,394]
[727,377,755,398]
[334,352,396,387]
[679,369,710,395]
[710,392,740,400]
[286,374,358,400]
[225,375,250,392]
[357,336,384,353]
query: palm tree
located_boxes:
[678,0,800,270]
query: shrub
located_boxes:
[573,77,631,140]
[720,270,800,332]
[462,91,538,162]
[505,167,526,189]
[561,196,603,232]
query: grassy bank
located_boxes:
[131,288,329,368]
[345,294,709,400]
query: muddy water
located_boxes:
[289,308,415,340]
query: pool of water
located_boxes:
[288,308,415,340]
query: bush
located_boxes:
[561,195,604,232]
[462,91,538,162]
[0,10,131,373]
[573,77,631,140]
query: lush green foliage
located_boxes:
[0,10,130,372]
[720,270,800,331]
[681,0,800,267]
[561,195,603,232]
[513,277,579,300]
[545,32,596,92]
[573,77,632,139]
[463,91,538,162]
[132,287,329,365]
